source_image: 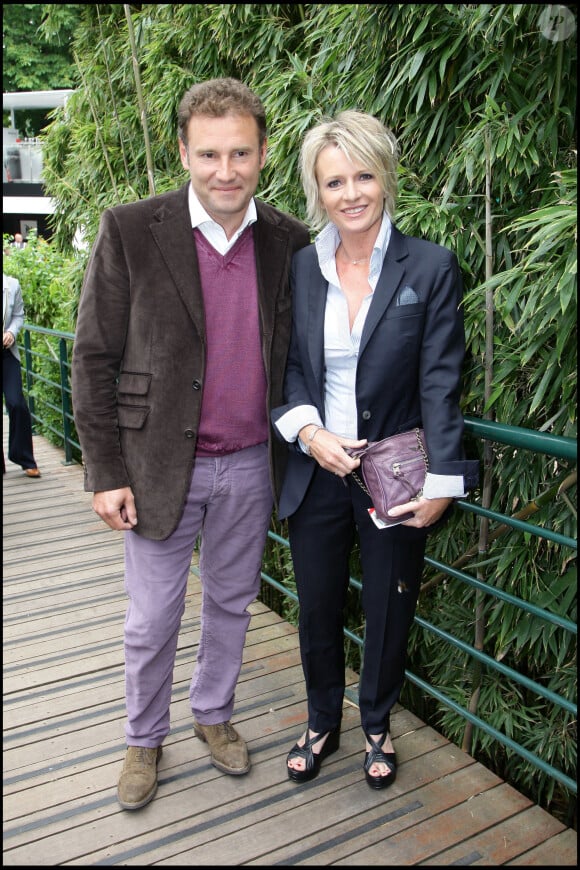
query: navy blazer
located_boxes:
[272,225,478,520]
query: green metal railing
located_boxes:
[16,325,577,797]
[19,325,80,465]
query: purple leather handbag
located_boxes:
[348,428,428,526]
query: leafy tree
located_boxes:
[2,3,79,91]
[2,3,81,136]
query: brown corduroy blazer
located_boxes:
[71,183,310,539]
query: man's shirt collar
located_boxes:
[187,184,257,238]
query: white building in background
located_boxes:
[3,89,74,241]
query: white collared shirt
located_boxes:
[186,183,257,254]
[317,214,391,440]
[276,212,391,443]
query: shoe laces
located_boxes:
[217,722,237,741]
[131,746,156,764]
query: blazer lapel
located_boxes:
[359,227,408,357]
[3,281,9,331]
[253,201,295,331]
[307,264,327,402]
[148,185,206,337]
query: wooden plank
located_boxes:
[4,708,441,865]
[328,783,534,866]
[421,804,567,865]
[3,417,576,867]
[506,828,578,865]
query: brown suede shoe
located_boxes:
[193,720,250,775]
[117,745,162,810]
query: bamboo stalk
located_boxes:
[73,51,120,204]
[462,129,495,754]
[124,5,156,197]
[96,6,135,189]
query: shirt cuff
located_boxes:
[274,405,323,452]
[422,472,467,499]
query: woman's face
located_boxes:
[315,144,384,238]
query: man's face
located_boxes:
[179,112,267,238]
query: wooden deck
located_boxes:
[3,422,577,866]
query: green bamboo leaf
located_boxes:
[408,48,427,80]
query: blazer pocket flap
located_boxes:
[117,372,152,395]
[118,405,150,430]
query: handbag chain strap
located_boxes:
[416,429,429,470]
[350,468,369,496]
[349,428,428,497]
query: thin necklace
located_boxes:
[338,245,370,265]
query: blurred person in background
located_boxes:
[3,273,41,477]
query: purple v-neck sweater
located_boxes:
[193,227,268,456]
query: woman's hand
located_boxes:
[299,425,367,476]
[387,496,453,528]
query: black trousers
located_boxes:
[3,349,37,471]
[288,464,427,737]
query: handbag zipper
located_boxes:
[392,457,425,475]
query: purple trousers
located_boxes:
[123,442,273,747]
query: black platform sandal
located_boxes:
[286,728,340,783]
[363,731,397,790]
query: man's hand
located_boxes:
[3,330,15,348]
[93,487,138,530]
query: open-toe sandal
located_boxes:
[363,731,397,790]
[286,728,340,783]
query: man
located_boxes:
[3,273,41,477]
[71,78,310,810]
[11,233,26,248]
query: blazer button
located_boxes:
[362,410,371,420]
[184,429,195,438]
[192,379,201,390]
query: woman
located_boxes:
[272,111,478,789]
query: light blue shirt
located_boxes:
[275,213,466,500]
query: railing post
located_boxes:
[59,337,74,465]
[23,329,36,431]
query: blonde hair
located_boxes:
[300,110,399,228]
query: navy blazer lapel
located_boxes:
[359,227,408,357]
[307,261,328,401]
